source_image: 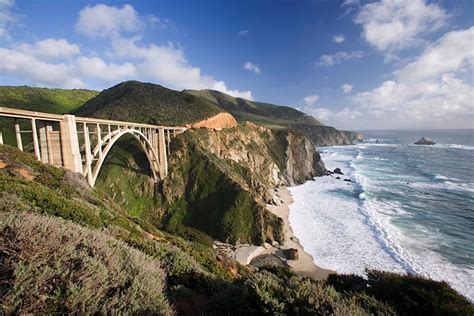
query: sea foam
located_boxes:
[289,143,474,301]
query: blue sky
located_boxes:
[0,0,472,129]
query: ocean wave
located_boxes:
[291,144,474,301]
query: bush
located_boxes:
[208,267,395,315]
[328,270,474,315]
[0,212,173,315]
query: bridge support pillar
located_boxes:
[60,115,82,174]
[158,129,168,178]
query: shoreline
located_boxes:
[265,186,334,280]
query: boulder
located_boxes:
[282,248,299,260]
[343,178,353,182]
[333,168,344,175]
[414,137,435,145]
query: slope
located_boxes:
[73,81,227,126]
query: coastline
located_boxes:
[265,186,334,280]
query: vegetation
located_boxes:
[185,89,323,130]
[73,81,225,126]
[0,85,97,114]
[1,143,472,315]
[0,212,172,315]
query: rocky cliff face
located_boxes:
[159,123,325,244]
[188,112,238,129]
[291,125,363,146]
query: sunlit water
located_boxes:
[289,130,474,301]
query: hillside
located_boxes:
[0,86,97,113]
[73,81,228,126]
[186,89,362,145]
[185,89,324,129]
[1,145,472,314]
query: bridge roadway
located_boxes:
[0,107,186,186]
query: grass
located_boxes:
[73,81,224,126]
[1,145,472,315]
[0,211,172,314]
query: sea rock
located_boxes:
[334,168,344,175]
[343,178,353,182]
[282,248,299,260]
[414,137,435,145]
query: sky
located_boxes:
[0,0,473,130]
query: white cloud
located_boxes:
[304,94,319,106]
[110,37,253,99]
[75,4,142,38]
[342,84,353,93]
[332,34,345,43]
[0,4,253,100]
[238,30,248,36]
[355,0,447,56]
[396,27,474,82]
[315,51,364,67]
[0,0,15,39]
[243,61,260,74]
[352,27,474,128]
[0,47,85,88]
[17,38,80,59]
[305,106,361,124]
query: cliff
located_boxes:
[158,123,325,244]
[291,125,362,146]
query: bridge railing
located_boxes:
[0,106,186,186]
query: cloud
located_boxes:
[0,0,15,39]
[75,4,142,38]
[305,106,361,123]
[17,38,80,59]
[243,61,260,74]
[353,27,474,128]
[340,0,360,16]
[0,4,253,100]
[332,34,345,43]
[342,84,353,93]
[355,0,447,56]
[304,94,319,106]
[238,30,248,36]
[315,51,364,67]
[396,27,474,82]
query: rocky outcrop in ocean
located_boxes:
[414,137,436,145]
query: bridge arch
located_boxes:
[86,128,162,187]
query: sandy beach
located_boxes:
[265,186,334,280]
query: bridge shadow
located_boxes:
[97,135,153,179]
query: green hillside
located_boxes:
[185,89,324,130]
[1,145,472,314]
[73,81,225,126]
[0,86,98,114]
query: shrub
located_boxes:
[328,270,474,315]
[0,212,173,315]
[208,267,394,315]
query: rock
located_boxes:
[333,168,344,175]
[263,242,272,249]
[234,245,266,265]
[414,137,435,145]
[272,241,280,247]
[282,248,299,260]
[336,176,341,179]
[343,178,353,182]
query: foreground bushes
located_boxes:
[208,267,395,315]
[0,212,173,315]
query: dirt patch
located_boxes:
[12,167,35,181]
[189,112,238,129]
[0,159,6,169]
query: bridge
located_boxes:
[0,107,186,187]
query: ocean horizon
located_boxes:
[289,129,474,301]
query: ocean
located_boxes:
[288,129,474,301]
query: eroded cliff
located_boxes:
[159,122,325,244]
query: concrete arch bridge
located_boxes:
[0,107,186,187]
